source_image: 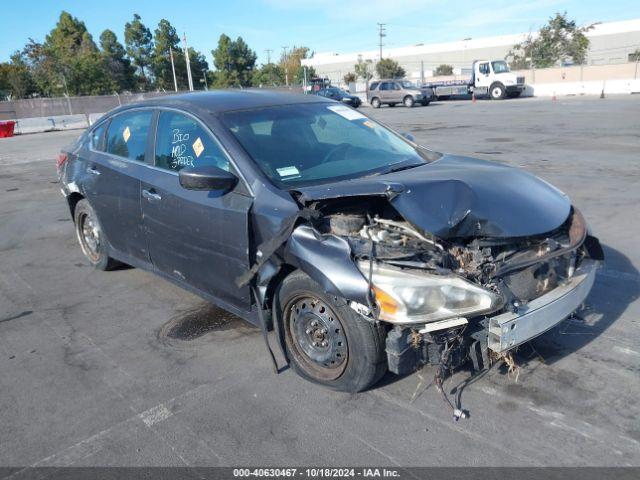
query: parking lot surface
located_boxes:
[1,96,639,469]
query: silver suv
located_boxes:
[367,79,432,108]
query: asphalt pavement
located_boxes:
[1,95,639,470]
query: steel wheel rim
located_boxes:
[285,295,348,380]
[492,87,502,98]
[77,211,101,262]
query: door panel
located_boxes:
[81,110,154,264]
[141,109,252,309]
[141,170,252,308]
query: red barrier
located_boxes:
[0,121,16,138]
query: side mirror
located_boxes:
[402,132,415,142]
[179,165,238,192]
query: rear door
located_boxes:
[379,82,392,102]
[140,109,253,310]
[81,109,154,265]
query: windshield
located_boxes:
[221,103,428,188]
[491,61,510,74]
[400,80,416,88]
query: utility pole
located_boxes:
[183,32,194,91]
[281,46,289,86]
[377,23,386,60]
[169,46,178,92]
[265,48,273,85]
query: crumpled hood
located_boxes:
[295,154,571,239]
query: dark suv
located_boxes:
[367,79,432,108]
[58,90,602,394]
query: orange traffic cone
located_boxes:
[472,93,476,103]
[552,92,557,102]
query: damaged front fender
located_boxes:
[284,225,370,305]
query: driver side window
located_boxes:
[155,111,229,173]
[479,63,490,75]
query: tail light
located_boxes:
[56,153,68,172]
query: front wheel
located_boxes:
[403,96,415,108]
[490,83,506,100]
[74,199,120,271]
[277,270,387,392]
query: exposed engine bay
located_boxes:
[309,196,603,380]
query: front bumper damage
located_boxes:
[488,259,597,353]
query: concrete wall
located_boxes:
[0,91,173,121]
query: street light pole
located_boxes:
[183,32,194,91]
[169,46,178,92]
[282,46,289,86]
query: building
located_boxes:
[302,18,640,84]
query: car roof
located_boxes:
[115,89,329,116]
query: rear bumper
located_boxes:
[488,259,599,353]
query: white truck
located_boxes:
[424,60,526,100]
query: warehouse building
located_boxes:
[302,18,640,84]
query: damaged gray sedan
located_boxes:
[58,91,604,394]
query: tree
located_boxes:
[151,19,183,90]
[251,63,285,87]
[41,12,114,95]
[434,64,454,76]
[188,47,210,90]
[124,14,153,86]
[375,58,405,79]
[211,34,256,87]
[100,29,135,91]
[343,72,356,84]
[1,52,36,99]
[280,46,315,85]
[507,12,593,69]
[354,57,373,81]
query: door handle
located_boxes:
[87,166,100,176]
[142,189,162,202]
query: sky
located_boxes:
[2,0,640,66]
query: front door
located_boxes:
[81,109,154,265]
[475,62,491,90]
[141,110,252,310]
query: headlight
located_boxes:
[358,261,503,324]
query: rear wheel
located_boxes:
[370,97,381,108]
[74,199,120,271]
[403,96,415,108]
[277,270,387,392]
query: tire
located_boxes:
[370,97,381,108]
[74,199,120,271]
[403,96,415,108]
[276,270,387,392]
[507,91,521,98]
[490,83,506,100]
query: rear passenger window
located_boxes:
[105,111,152,161]
[155,111,229,172]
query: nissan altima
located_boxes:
[57,90,603,395]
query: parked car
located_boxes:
[316,87,362,107]
[367,79,432,108]
[58,91,603,394]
